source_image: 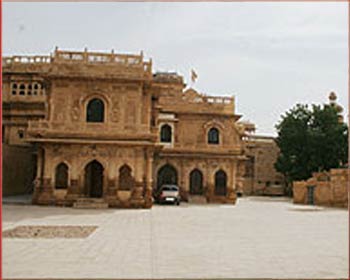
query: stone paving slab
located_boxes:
[3,225,97,238]
[2,197,348,279]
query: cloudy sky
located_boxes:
[3,2,348,136]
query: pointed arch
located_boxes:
[55,162,68,189]
[118,164,134,190]
[84,160,104,197]
[208,127,220,144]
[160,124,172,143]
[189,169,203,195]
[215,169,227,196]
[157,164,178,190]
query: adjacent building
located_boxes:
[242,134,285,196]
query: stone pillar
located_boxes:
[130,149,146,208]
[130,181,144,208]
[226,160,238,204]
[65,178,80,205]
[206,161,214,202]
[32,148,43,203]
[238,160,246,189]
[106,178,118,207]
[179,160,188,202]
[107,178,117,196]
[36,177,55,205]
[33,147,55,205]
[144,149,154,208]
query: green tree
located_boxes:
[275,103,348,193]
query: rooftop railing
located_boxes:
[204,96,233,105]
[3,48,152,75]
[3,56,51,65]
[183,92,234,106]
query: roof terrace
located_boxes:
[3,48,153,80]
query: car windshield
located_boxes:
[162,186,178,191]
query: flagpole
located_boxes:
[190,69,197,88]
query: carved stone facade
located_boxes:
[2,48,267,208]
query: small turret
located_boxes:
[328,91,344,123]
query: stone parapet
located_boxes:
[3,49,152,81]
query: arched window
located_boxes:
[33,83,38,95]
[18,129,24,139]
[27,84,32,95]
[208,128,219,144]
[119,164,134,190]
[11,83,17,95]
[215,170,227,196]
[86,98,104,123]
[160,124,172,143]
[55,163,68,189]
[19,84,26,95]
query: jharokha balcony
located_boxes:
[2,48,153,81]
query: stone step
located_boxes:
[73,198,109,209]
[188,195,207,204]
[73,203,109,209]
[75,198,105,203]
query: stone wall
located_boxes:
[330,169,348,207]
[243,136,285,196]
[3,144,36,196]
[293,169,348,208]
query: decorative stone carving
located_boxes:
[79,146,90,157]
[54,94,67,122]
[71,99,80,121]
[126,101,136,124]
[52,144,63,156]
[118,191,131,202]
[110,97,120,123]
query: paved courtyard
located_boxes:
[2,197,348,279]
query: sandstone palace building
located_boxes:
[2,48,283,208]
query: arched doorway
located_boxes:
[84,160,104,198]
[189,169,203,195]
[157,164,177,190]
[215,170,227,196]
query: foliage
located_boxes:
[275,103,348,184]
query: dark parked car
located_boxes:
[155,185,181,205]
